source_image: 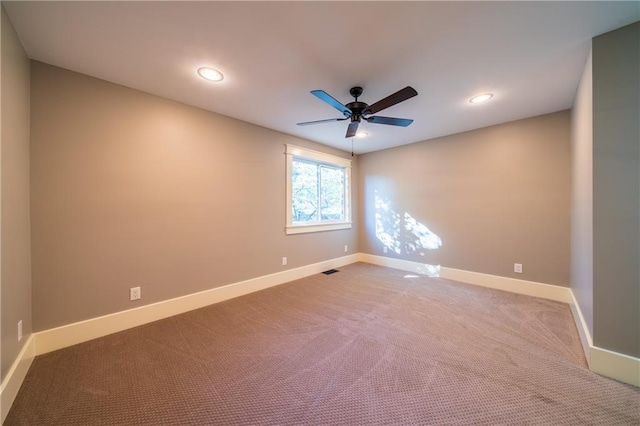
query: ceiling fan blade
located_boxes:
[311,90,352,117]
[365,86,418,115]
[365,116,414,127]
[297,117,349,126]
[345,121,360,138]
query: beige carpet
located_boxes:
[5,263,639,425]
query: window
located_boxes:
[285,144,352,234]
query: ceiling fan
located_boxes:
[297,86,418,138]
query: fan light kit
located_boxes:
[298,86,418,138]
[197,67,224,82]
[469,93,493,104]
[356,131,368,138]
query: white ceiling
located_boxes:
[4,1,639,154]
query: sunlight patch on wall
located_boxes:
[374,190,442,277]
[374,194,401,253]
[404,212,442,251]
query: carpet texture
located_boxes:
[5,263,639,425]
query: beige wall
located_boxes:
[1,7,32,380]
[570,50,594,337]
[30,62,358,331]
[358,111,571,286]
[592,22,639,357]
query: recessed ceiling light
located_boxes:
[469,93,493,104]
[356,131,368,138]
[197,67,224,82]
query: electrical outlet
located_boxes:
[18,320,23,342]
[282,257,287,266]
[344,245,348,252]
[383,246,388,254]
[514,263,523,274]
[130,286,141,301]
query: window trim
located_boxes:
[285,144,352,235]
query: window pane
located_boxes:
[320,166,344,221]
[291,160,318,223]
[286,145,351,234]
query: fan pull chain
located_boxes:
[351,137,354,157]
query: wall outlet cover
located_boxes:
[130,286,141,301]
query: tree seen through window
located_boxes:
[291,159,345,223]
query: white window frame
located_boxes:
[285,144,352,235]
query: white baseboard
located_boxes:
[590,346,640,387]
[1,335,35,424]
[567,288,640,387]
[567,289,593,366]
[357,253,571,303]
[439,266,571,303]
[35,254,358,355]
[356,253,441,277]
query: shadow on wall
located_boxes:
[374,189,442,277]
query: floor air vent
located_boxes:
[322,269,339,275]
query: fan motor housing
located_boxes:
[345,101,369,122]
